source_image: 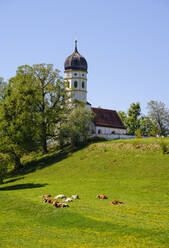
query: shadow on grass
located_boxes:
[7,140,107,178]
[39,210,166,240]
[8,150,69,178]
[39,209,115,232]
[4,177,25,184]
[0,183,48,191]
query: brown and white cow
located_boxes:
[96,195,108,199]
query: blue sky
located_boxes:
[1,0,169,114]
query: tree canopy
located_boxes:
[0,64,69,170]
[0,72,40,169]
[16,64,69,153]
[59,107,94,148]
[118,102,156,136]
[147,100,169,136]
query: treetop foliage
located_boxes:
[147,100,169,136]
[118,101,169,137]
[0,64,70,172]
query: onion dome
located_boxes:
[64,40,88,72]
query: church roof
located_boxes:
[91,108,125,129]
[64,40,88,72]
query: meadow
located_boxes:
[0,138,169,248]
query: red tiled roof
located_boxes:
[91,107,125,129]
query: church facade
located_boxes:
[64,41,126,136]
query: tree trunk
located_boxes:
[42,122,48,154]
[41,88,48,154]
[0,177,4,184]
[42,137,48,154]
[14,156,22,171]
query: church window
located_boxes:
[74,81,78,88]
[82,81,85,88]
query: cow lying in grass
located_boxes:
[110,200,124,205]
[72,195,79,199]
[54,194,66,199]
[40,194,51,198]
[43,198,58,204]
[54,194,79,201]
[63,197,72,202]
[54,202,69,208]
[43,198,69,208]
[96,195,108,199]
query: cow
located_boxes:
[110,200,124,205]
[54,194,66,199]
[72,195,79,199]
[96,195,108,199]
[40,194,51,198]
[63,198,72,202]
[48,199,58,204]
[54,202,69,208]
[62,203,69,208]
[43,198,49,203]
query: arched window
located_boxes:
[82,74,84,76]
[98,129,102,134]
[74,81,78,88]
[74,73,77,76]
[82,81,85,89]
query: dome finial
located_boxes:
[75,39,78,52]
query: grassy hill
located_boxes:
[0,138,169,248]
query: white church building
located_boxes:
[64,41,126,137]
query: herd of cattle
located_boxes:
[40,194,79,208]
[40,194,124,208]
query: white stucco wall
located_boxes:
[90,134,135,140]
[96,126,126,135]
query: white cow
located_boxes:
[54,194,66,199]
[62,203,69,208]
[72,195,79,199]
[63,198,72,202]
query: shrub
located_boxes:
[159,138,168,154]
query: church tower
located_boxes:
[64,40,88,104]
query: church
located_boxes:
[64,41,126,137]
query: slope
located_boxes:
[0,138,169,248]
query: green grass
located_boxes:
[0,138,169,247]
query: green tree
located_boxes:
[140,116,153,136]
[118,111,127,128]
[60,107,94,148]
[0,73,39,170]
[147,100,169,136]
[0,77,7,101]
[16,64,69,154]
[126,102,141,135]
